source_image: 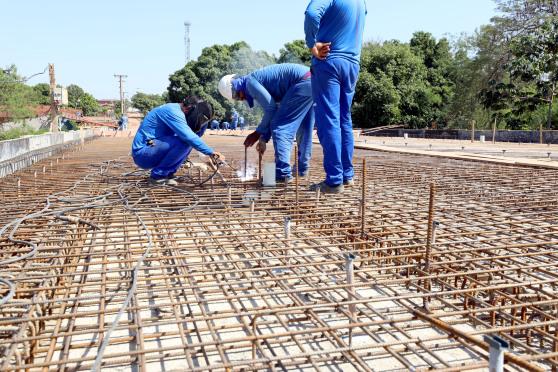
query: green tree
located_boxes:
[33,83,51,105]
[444,28,502,128]
[278,40,312,66]
[353,41,437,128]
[78,93,100,116]
[67,84,100,116]
[0,65,41,123]
[167,42,274,124]
[409,32,455,127]
[67,84,86,109]
[131,92,165,115]
[475,1,558,129]
[508,18,558,129]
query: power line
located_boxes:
[0,65,48,85]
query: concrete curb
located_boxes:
[0,130,98,177]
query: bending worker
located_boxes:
[218,63,314,181]
[132,97,223,186]
[305,0,367,193]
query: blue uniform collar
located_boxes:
[232,76,254,108]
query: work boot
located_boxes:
[149,177,178,186]
[276,175,293,183]
[309,181,344,194]
[344,179,355,186]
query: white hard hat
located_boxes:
[218,74,236,101]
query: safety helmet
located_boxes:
[218,74,237,101]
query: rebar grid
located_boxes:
[0,136,557,371]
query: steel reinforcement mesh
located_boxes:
[0,136,557,371]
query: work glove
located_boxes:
[256,138,266,154]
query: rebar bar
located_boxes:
[0,136,557,371]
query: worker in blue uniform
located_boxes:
[305,0,367,193]
[230,109,239,130]
[239,116,245,129]
[218,63,314,181]
[210,119,220,130]
[132,97,223,186]
[118,114,129,131]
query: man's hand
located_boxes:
[311,42,331,60]
[210,152,225,164]
[244,131,261,147]
[256,138,266,154]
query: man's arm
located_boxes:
[246,77,276,142]
[164,110,214,155]
[304,0,333,49]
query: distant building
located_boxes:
[53,87,68,106]
[97,99,120,109]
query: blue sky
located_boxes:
[1,1,497,99]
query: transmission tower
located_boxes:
[184,22,191,65]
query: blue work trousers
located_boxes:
[312,58,359,186]
[132,136,192,179]
[271,78,314,180]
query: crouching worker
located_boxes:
[131,97,224,186]
[218,63,314,182]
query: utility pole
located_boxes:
[49,64,59,132]
[184,22,191,65]
[114,74,127,116]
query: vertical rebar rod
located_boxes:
[294,144,299,218]
[360,158,367,238]
[424,182,436,309]
[244,146,248,180]
[258,151,263,184]
[346,253,356,346]
[249,199,255,229]
[284,216,292,263]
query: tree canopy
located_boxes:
[131,92,165,115]
[167,42,274,125]
[67,84,100,116]
[0,65,44,123]
[277,40,312,66]
[2,0,556,132]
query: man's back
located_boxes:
[305,0,367,63]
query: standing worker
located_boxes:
[305,0,367,193]
[132,97,223,186]
[218,63,314,181]
[230,109,239,130]
[239,115,245,130]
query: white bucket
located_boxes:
[480,135,485,143]
[262,162,276,187]
[404,133,409,140]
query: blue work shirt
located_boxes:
[132,103,213,155]
[304,0,367,64]
[244,64,310,141]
